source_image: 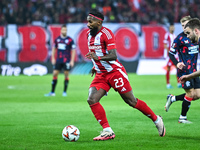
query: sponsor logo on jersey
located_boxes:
[58,43,66,50]
[188,45,199,54]
[88,45,102,50]
[65,39,69,43]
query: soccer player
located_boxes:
[45,25,76,97]
[163,23,181,89]
[165,16,200,123]
[85,10,166,141]
[179,18,200,82]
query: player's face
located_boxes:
[61,27,67,37]
[185,27,197,43]
[182,20,189,33]
[87,16,100,36]
[169,25,174,33]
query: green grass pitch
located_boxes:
[0,74,200,150]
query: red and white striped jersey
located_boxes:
[163,32,176,50]
[87,26,123,73]
[163,32,176,58]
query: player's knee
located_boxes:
[124,97,137,107]
[193,94,200,100]
[87,97,99,105]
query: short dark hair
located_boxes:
[61,24,66,28]
[89,9,104,21]
[185,18,200,30]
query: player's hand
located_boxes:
[70,61,74,68]
[85,52,98,60]
[177,62,186,70]
[52,57,56,65]
[91,67,96,77]
[179,75,191,84]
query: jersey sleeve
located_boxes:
[163,33,168,44]
[104,29,116,51]
[169,36,181,55]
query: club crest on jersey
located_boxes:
[65,39,69,43]
[96,36,100,40]
[184,40,189,44]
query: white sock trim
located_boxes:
[179,115,187,119]
[154,115,160,124]
[103,127,113,132]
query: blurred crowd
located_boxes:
[0,0,200,25]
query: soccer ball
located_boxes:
[62,125,80,142]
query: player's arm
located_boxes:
[180,70,200,81]
[70,49,76,67]
[164,43,169,52]
[169,53,185,70]
[169,52,178,66]
[51,47,56,65]
[169,37,186,70]
[179,70,200,83]
[85,49,117,61]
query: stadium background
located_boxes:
[0,0,200,76]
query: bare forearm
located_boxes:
[85,49,117,61]
[71,49,76,62]
[52,47,56,59]
[164,44,169,52]
[188,70,200,79]
[99,49,117,61]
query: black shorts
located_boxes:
[53,62,71,71]
[182,77,200,89]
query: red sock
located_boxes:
[134,99,157,122]
[90,102,110,128]
[166,70,170,84]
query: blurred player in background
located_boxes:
[179,18,200,82]
[45,25,76,97]
[85,10,165,141]
[165,16,200,123]
[163,23,181,89]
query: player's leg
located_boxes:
[193,88,200,100]
[192,77,200,100]
[165,93,186,112]
[179,88,194,123]
[63,70,69,96]
[166,65,172,89]
[88,87,115,140]
[179,78,200,123]
[178,77,200,123]
[63,62,71,96]
[44,69,59,96]
[52,70,59,92]
[120,91,166,137]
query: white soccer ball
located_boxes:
[62,125,80,142]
